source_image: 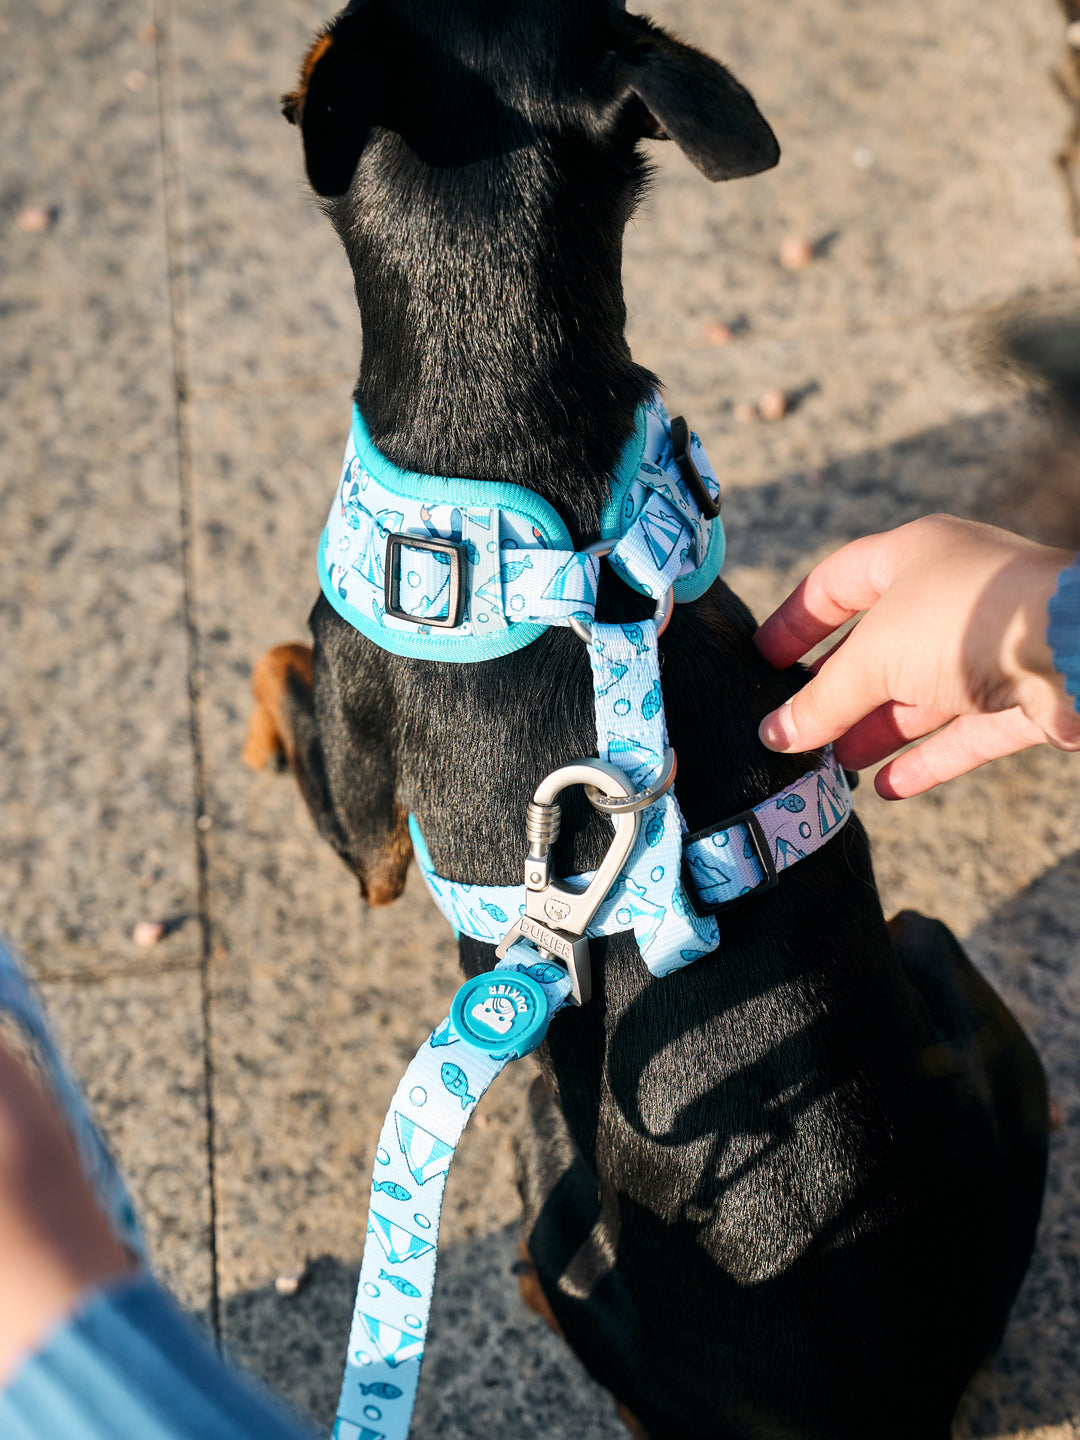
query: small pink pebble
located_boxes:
[124,69,147,91]
[275,1264,309,1298]
[16,207,51,233]
[759,387,789,422]
[133,920,166,948]
[704,321,733,346]
[780,234,814,270]
[137,21,158,43]
[734,401,758,425]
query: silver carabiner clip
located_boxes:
[494,758,647,1006]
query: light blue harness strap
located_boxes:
[408,750,854,951]
[0,939,144,1258]
[334,948,573,1440]
[319,395,725,664]
[587,622,718,976]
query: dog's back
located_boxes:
[257,4,1049,1434]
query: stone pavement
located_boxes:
[2,0,1080,1434]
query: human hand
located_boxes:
[0,1040,132,1386]
[753,515,1080,798]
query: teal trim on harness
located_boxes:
[320,398,725,662]
[320,407,577,664]
[318,540,553,664]
[350,405,576,552]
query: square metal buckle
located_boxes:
[680,809,778,918]
[383,532,467,629]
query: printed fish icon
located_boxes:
[518,960,565,985]
[621,623,648,654]
[645,810,665,848]
[373,1180,412,1202]
[499,558,534,583]
[775,794,806,813]
[440,1062,477,1110]
[641,681,662,721]
[429,1016,459,1049]
[478,897,508,923]
[357,1381,404,1400]
[378,1269,422,1299]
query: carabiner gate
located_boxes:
[494,756,665,1006]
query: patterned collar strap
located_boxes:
[410,745,854,977]
[318,396,725,663]
[334,946,572,1440]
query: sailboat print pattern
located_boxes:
[409,746,855,969]
[320,395,722,652]
[335,946,572,1440]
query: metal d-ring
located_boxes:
[585,747,677,814]
[568,539,674,644]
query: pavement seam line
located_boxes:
[151,0,223,1347]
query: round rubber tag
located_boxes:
[450,972,551,1058]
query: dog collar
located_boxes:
[318,396,725,662]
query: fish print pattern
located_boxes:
[320,397,718,652]
[336,947,572,1440]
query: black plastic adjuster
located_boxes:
[383,532,467,629]
[670,414,721,521]
[681,809,779,919]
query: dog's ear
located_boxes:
[282,8,383,198]
[617,24,779,181]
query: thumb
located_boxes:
[759,636,887,753]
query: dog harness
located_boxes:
[324,397,855,1440]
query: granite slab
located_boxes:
[0,0,198,977]
[38,967,213,1316]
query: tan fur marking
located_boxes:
[362,801,413,907]
[615,1402,651,1440]
[516,1238,564,1338]
[242,643,313,770]
[281,29,334,125]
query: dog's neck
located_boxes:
[330,143,655,546]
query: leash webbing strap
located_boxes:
[334,947,572,1440]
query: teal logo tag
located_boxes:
[449,972,550,1057]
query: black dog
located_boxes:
[247,4,1049,1435]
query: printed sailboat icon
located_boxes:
[816,772,847,836]
[367,1210,436,1266]
[606,733,662,790]
[540,553,597,605]
[395,1112,454,1186]
[358,1313,424,1368]
[774,836,806,870]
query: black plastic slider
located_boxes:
[669,415,721,521]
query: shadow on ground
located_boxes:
[223,1229,625,1440]
[222,854,1080,1440]
[723,397,1080,578]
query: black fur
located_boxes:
[272,4,1048,1435]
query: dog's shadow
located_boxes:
[222,1234,628,1440]
[952,848,1080,1440]
[220,402,1080,1437]
[221,852,1080,1440]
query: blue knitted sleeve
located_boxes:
[1047,555,1080,715]
[0,1273,320,1440]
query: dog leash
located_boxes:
[327,399,855,1440]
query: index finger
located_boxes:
[754,531,894,669]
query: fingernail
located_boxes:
[759,702,795,751]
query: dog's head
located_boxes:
[283,0,778,199]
